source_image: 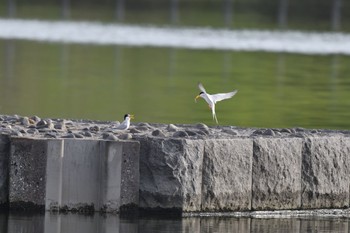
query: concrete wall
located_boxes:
[252,138,302,210]
[1,132,350,213]
[138,137,204,211]
[138,134,350,212]
[0,135,10,207]
[8,138,139,213]
[202,139,252,211]
[301,136,350,208]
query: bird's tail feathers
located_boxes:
[212,108,219,124]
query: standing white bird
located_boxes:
[115,113,134,130]
[195,82,237,124]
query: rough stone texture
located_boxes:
[9,138,48,209]
[201,139,253,211]
[301,136,350,209]
[138,136,204,211]
[3,113,350,213]
[0,135,10,206]
[252,137,303,210]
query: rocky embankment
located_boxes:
[1,114,347,140]
[1,114,350,214]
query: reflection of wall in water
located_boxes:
[331,0,342,30]
[4,0,344,30]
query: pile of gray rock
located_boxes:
[1,114,346,141]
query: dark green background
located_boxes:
[0,0,349,129]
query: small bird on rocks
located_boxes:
[195,82,237,124]
[115,114,134,130]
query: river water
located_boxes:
[0,0,350,129]
[1,1,350,232]
[1,212,350,233]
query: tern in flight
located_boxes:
[195,82,238,124]
[116,113,134,130]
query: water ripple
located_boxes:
[0,18,350,55]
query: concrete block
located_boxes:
[9,138,48,210]
[252,137,302,210]
[301,136,350,208]
[8,138,139,212]
[0,135,10,207]
[119,141,139,209]
[45,139,140,212]
[99,140,139,212]
[50,139,102,211]
[45,139,64,211]
[201,139,253,211]
[138,137,204,211]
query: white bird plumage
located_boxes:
[195,82,237,124]
[115,113,134,130]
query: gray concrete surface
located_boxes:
[301,136,350,208]
[202,139,253,211]
[138,137,204,211]
[252,138,302,210]
[7,138,139,213]
[0,135,10,206]
[2,114,350,213]
[138,133,350,213]
[9,138,48,209]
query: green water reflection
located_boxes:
[1,0,350,129]
[1,0,350,32]
[1,40,350,129]
[1,212,350,233]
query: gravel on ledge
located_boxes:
[0,114,349,141]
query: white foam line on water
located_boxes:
[1,18,350,55]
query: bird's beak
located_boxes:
[130,114,135,119]
[195,95,200,103]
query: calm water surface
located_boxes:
[0,0,350,129]
[0,29,350,129]
[1,213,350,233]
[1,1,350,232]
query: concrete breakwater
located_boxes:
[1,114,350,214]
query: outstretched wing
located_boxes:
[212,90,238,103]
[198,82,207,93]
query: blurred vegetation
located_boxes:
[0,0,349,31]
[0,0,350,129]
